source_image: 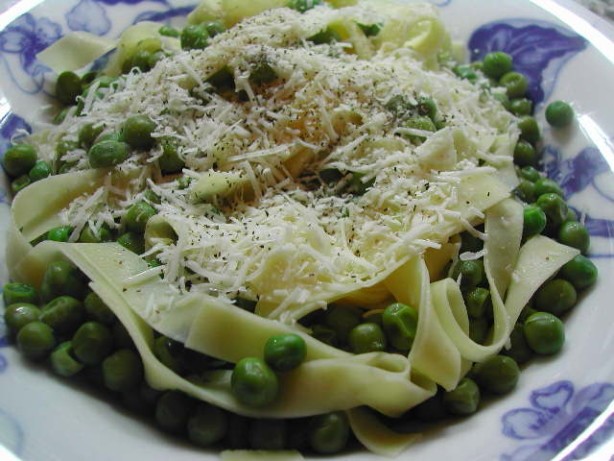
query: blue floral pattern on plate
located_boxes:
[67,0,112,35]
[501,381,614,461]
[0,1,612,460]
[0,14,61,93]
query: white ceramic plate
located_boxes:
[0,1,613,460]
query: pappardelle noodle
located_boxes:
[1,0,598,456]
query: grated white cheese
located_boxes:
[39,3,519,315]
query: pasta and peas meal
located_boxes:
[0,0,598,457]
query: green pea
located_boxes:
[384,94,412,118]
[534,178,564,197]
[72,321,113,365]
[518,116,540,144]
[308,411,350,455]
[181,24,210,50]
[519,166,541,182]
[523,205,547,239]
[403,116,436,143]
[155,391,191,433]
[382,302,418,352]
[83,292,115,324]
[357,22,382,37]
[533,278,577,317]
[264,333,307,371]
[231,357,279,407]
[513,140,538,167]
[451,259,485,289]
[153,336,184,373]
[123,115,156,150]
[2,144,38,178]
[443,377,480,416]
[56,71,82,105]
[517,306,538,324]
[40,260,87,302]
[124,201,157,233]
[481,51,513,79]
[50,341,84,377]
[559,255,598,290]
[307,27,341,45]
[509,98,533,116]
[204,20,225,37]
[523,311,565,355]
[47,225,73,242]
[249,61,278,85]
[499,71,528,98]
[416,96,438,121]
[150,52,169,72]
[187,403,228,447]
[324,306,361,344]
[102,348,143,392]
[159,25,180,37]
[491,91,511,110]
[3,282,38,305]
[545,100,574,128]
[453,64,478,83]
[249,419,286,450]
[501,322,533,364]
[117,232,145,254]
[536,193,568,231]
[40,295,85,335]
[11,175,31,194]
[17,321,56,360]
[348,322,387,354]
[77,124,103,149]
[88,140,130,168]
[159,138,185,174]
[28,160,52,182]
[131,49,154,72]
[558,221,590,254]
[565,208,578,222]
[514,179,536,203]
[460,231,483,253]
[79,224,113,243]
[95,131,123,143]
[4,302,41,334]
[289,0,323,13]
[465,287,491,318]
[469,317,490,344]
[472,355,520,395]
[310,324,338,347]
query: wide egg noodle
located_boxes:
[347,407,422,457]
[56,242,435,417]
